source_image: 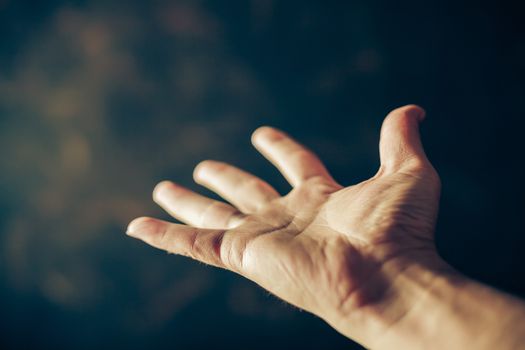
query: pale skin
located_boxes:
[127,105,525,349]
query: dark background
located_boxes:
[0,1,524,349]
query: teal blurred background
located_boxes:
[0,1,524,349]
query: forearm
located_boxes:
[360,260,525,350]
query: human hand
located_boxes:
[127,105,446,347]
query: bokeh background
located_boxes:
[0,0,524,349]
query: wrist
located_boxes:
[332,251,525,350]
[325,250,457,349]
[368,254,461,349]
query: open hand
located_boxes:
[127,105,444,346]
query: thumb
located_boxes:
[378,104,429,173]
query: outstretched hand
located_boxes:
[127,105,445,347]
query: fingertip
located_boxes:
[381,104,427,138]
[126,216,160,238]
[391,104,426,122]
[251,126,284,146]
[379,104,429,172]
[193,161,207,181]
[152,180,176,202]
[251,126,269,145]
[193,160,220,182]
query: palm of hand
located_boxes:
[234,165,439,318]
[127,105,441,336]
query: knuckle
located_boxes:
[220,232,246,271]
